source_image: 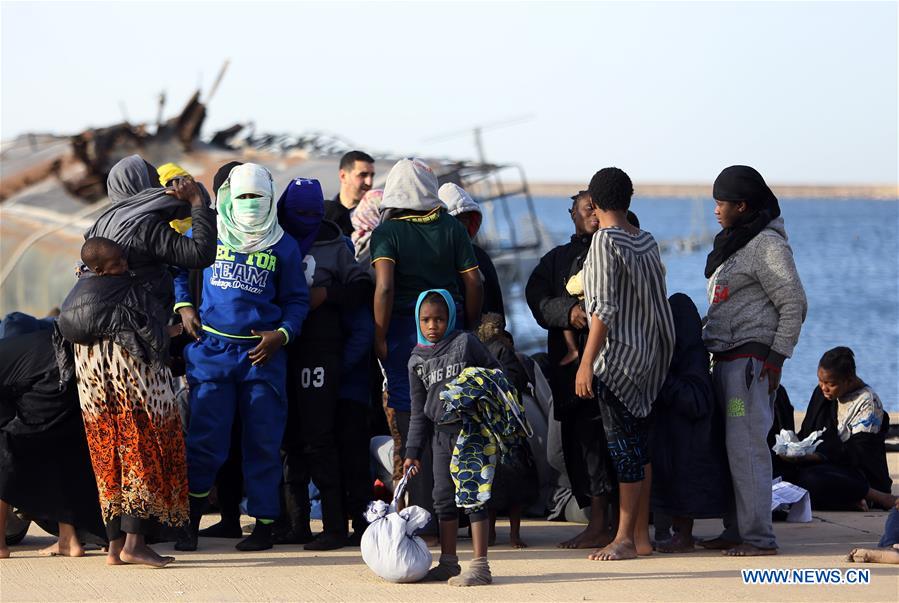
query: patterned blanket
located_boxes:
[439,367,532,510]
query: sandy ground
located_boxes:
[2,457,897,602]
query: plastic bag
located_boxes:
[360,469,433,583]
[772,428,826,457]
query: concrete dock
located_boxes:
[2,454,897,602]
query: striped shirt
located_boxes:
[582,227,675,417]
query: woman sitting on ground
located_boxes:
[777,346,894,511]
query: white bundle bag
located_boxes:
[361,468,433,583]
[772,428,826,457]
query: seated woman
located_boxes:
[777,346,894,511]
[1,326,105,559]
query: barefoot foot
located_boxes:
[866,491,898,511]
[698,537,739,550]
[588,540,638,560]
[510,535,528,549]
[120,545,175,568]
[846,547,899,564]
[655,533,696,554]
[558,527,614,549]
[723,543,777,557]
[39,540,85,557]
[636,536,653,556]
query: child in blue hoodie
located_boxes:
[275,178,373,550]
[174,163,309,552]
[403,289,502,587]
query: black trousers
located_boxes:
[395,411,436,522]
[793,463,869,510]
[283,345,345,536]
[337,398,371,533]
[560,396,616,508]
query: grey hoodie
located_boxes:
[702,217,807,364]
[404,329,501,460]
[380,158,447,213]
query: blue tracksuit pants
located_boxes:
[184,334,287,520]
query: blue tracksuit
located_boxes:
[175,234,309,520]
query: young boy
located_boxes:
[275,177,372,550]
[475,313,536,549]
[575,167,675,562]
[80,236,129,276]
[59,237,176,365]
[403,289,502,586]
[174,163,309,552]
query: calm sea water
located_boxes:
[497,196,899,412]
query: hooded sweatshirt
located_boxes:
[404,289,501,460]
[439,183,506,317]
[703,216,807,366]
[370,160,478,309]
[298,219,371,343]
[173,236,309,343]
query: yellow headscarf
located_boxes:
[157,163,194,233]
[157,162,191,187]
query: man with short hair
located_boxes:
[576,167,675,562]
[326,150,375,236]
[525,190,617,550]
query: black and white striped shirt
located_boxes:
[582,227,675,417]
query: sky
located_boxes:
[1,0,897,184]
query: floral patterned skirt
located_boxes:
[74,340,188,540]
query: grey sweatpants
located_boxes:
[714,357,777,550]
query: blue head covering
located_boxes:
[277,178,324,256]
[414,289,456,346]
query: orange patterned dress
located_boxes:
[74,339,188,539]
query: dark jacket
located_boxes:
[651,293,732,518]
[525,234,592,417]
[297,220,371,345]
[405,329,501,460]
[102,203,217,316]
[459,245,505,319]
[325,195,354,237]
[63,203,217,365]
[58,270,169,368]
[799,387,892,493]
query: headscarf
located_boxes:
[155,162,196,233]
[213,161,243,196]
[439,183,482,239]
[414,288,457,346]
[157,162,191,187]
[704,165,782,278]
[380,158,445,215]
[216,163,284,254]
[277,177,324,257]
[86,154,190,243]
[350,189,384,252]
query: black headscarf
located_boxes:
[704,165,781,278]
[213,161,243,196]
